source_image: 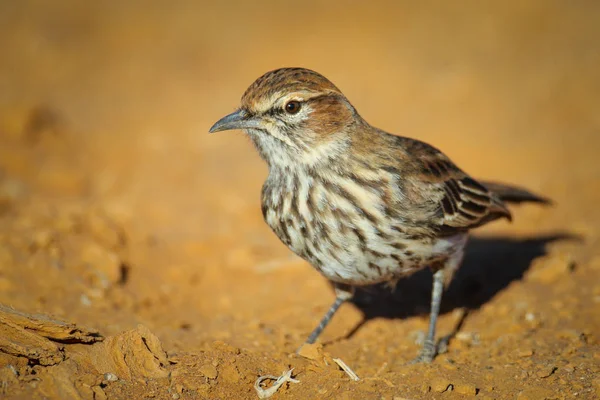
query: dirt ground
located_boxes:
[1,1,599,399]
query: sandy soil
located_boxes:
[1,1,599,399]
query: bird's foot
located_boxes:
[408,339,437,364]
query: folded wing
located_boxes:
[399,138,511,236]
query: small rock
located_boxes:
[103,372,118,382]
[430,377,452,393]
[98,324,168,380]
[455,331,480,346]
[91,386,107,400]
[536,365,557,378]
[517,349,534,357]
[80,294,92,307]
[563,364,575,373]
[199,364,218,380]
[454,382,477,395]
[196,383,210,396]
[79,240,122,288]
[524,312,536,322]
[212,340,240,354]
[220,364,240,383]
[297,342,323,361]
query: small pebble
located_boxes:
[517,349,534,357]
[563,364,575,373]
[199,364,218,380]
[212,340,240,354]
[455,331,480,345]
[525,312,536,322]
[297,342,323,361]
[430,377,452,393]
[536,365,557,378]
[517,386,556,400]
[454,382,477,395]
[103,372,118,382]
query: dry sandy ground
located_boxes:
[0,1,599,399]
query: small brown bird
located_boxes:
[209,68,549,362]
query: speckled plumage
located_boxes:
[210,67,549,362]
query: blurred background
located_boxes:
[0,1,599,398]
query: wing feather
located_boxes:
[400,137,511,234]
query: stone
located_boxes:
[199,364,218,380]
[454,382,477,395]
[297,342,323,361]
[430,377,452,393]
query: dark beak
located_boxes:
[209,109,261,133]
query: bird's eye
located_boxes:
[284,100,301,115]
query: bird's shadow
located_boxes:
[340,233,576,340]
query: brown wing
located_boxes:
[400,138,512,235]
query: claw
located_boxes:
[408,339,437,364]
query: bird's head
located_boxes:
[209,68,361,168]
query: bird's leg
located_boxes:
[304,283,354,346]
[411,268,445,363]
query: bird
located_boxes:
[209,67,550,363]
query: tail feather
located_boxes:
[480,180,552,205]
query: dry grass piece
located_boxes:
[332,358,359,381]
[254,368,300,399]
